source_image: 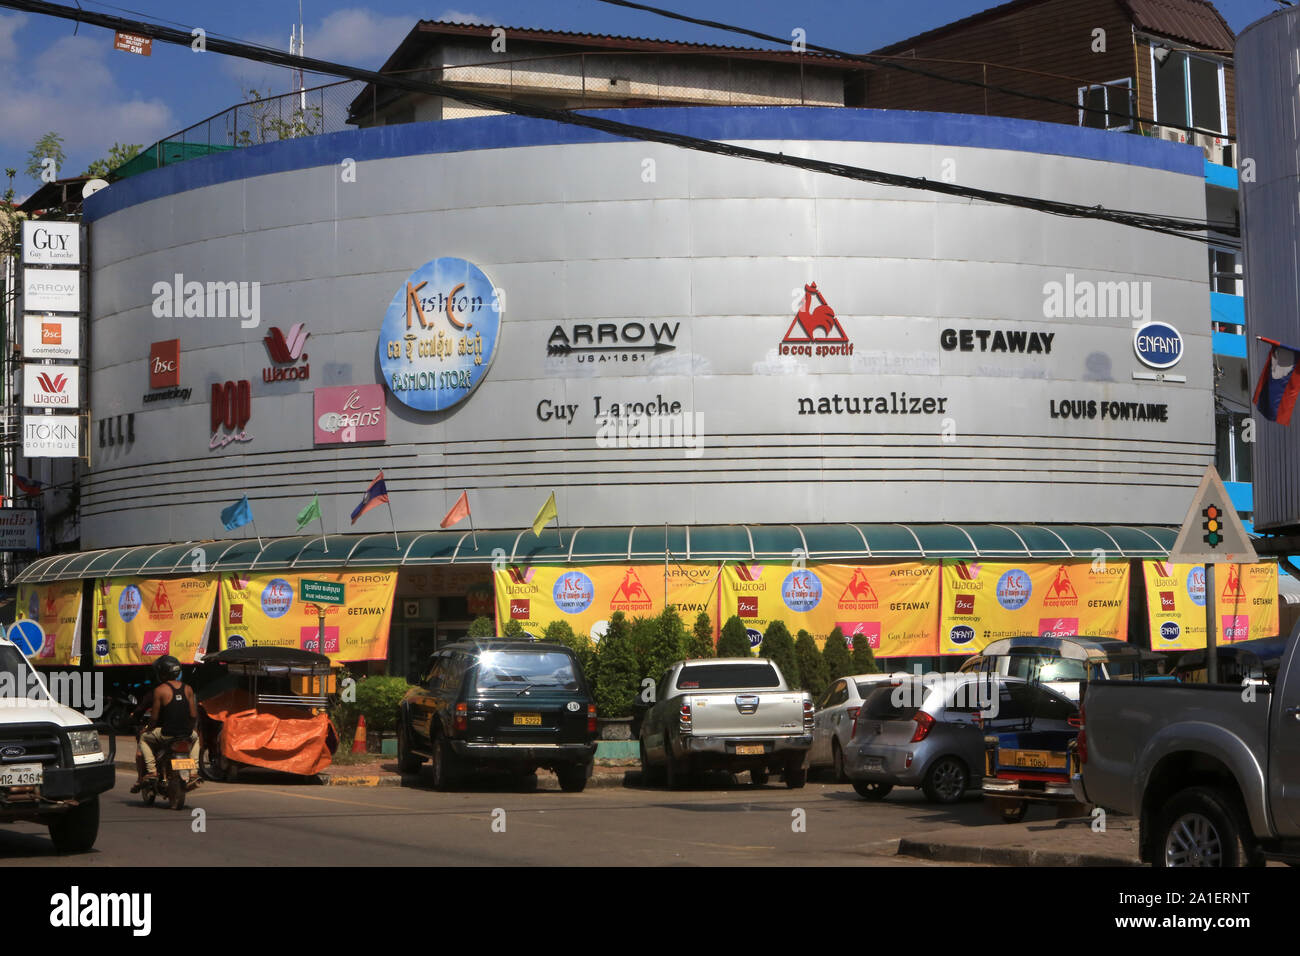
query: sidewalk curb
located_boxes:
[897,837,1139,867]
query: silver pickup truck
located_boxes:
[1073,624,1300,867]
[637,658,813,790]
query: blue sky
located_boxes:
[0,0,1282,196]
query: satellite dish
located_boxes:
[82,179,109,199]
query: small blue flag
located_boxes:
[221,495,253,531]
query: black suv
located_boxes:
[397,640,598,792]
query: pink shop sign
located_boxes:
[313,384,387,444]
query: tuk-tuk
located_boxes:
[196,646,338,781]
[959,635,1160,701]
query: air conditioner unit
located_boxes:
[1193,132,1230,166]
[1156,125,1187,144]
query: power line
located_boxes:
[594,0,1233,140]
[0,0,1233,241]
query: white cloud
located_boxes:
[0,12,25,61]
[0,26,172,179]
[437,9,492,26]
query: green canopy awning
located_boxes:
[12,524,1178,584]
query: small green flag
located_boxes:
[296,494,322,531]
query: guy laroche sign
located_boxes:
[22,221,79,266]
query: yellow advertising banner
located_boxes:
[218,570,396,662]
[939,560,1130,655]
[718,562,940,657]
[1143,560,1279,651]
[15,581,83,666]
[91,577,217,666]
[495,564,722,637]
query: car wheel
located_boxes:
[639,738,664,786]
[852,780,892,800]
[999,800,1029,823]
[832,740,848,783]
[557,763,589,793]
[515,771,539,793]
[1155,787,1254,867]
[750,767,769,786]
[664,739,684,791]
[784,757,807,790]
[48,797,100,854]
[396,720,423,774]
[431,735,460,792]
[922,756,969,804]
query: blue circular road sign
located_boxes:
[8,620,46,656]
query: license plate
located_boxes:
[864,757,884,771]
[171,759,197,771]
[513,713,542,726]
[735,744,765,755]
[0,763,43,787]
[1010,750,1065,769]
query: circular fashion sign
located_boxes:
[377,257,502,412]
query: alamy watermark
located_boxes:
[1,669,104,718]
[151,273,261,328]
[889,670,1001,718]
[596,412,706,459]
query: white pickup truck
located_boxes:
[636,658,814,789]
[0,636,115,853]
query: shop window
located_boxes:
[438,595,469,620]
[1078,78,1134,130]
[1153,49,1225,134]
[1215,411,1254,485]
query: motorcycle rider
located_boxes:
[137,655,200,788]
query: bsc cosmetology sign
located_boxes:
[377,257,501,412]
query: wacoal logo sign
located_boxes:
[263,323,310,382]
[24,365,79,407]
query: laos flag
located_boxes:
[1254,341,1300,426]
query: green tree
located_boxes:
[628,615,658,678]
[644,606,688,682]
[595,611,639,718]
[823,626,852,681]
[795,629,829,698]
[25,131,66,184]
[84,142,142,179]
[760,620,799,687]
[851,635,881,675]
[237,89,324,145]
[467,616,495,638]
[717,615,752,657]
[688,611,715,659]
[544,619,597,695]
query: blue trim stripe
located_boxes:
[1210,291,1245,328]
[1225,481,1253,514]
[1212,330,1247,358]
[1204,159,1239,190]
[85,107,1205,222]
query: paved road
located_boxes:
[2,771,996,866]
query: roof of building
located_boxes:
[873,0,1233,55]
[17,176,94,215]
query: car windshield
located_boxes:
[0,645,49,702]
[474,650,580,692]
[854,680,887,697]
[676,663,780,690]
[1005,653,1088,682]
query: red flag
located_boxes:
[441,491,470,528]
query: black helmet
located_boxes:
[154,655,182,681]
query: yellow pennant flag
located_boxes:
[532,491,558,537]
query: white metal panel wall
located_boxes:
[84,125,1212,547]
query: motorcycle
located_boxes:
[103,690,141,733]
[133,735,201,810]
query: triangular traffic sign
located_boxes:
[1168,465,1258,564]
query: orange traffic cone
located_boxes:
[352,714,368,754]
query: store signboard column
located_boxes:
[20,220,84,461]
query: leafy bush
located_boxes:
[689,611,715,659]
[502,618,524,637]
[717,615,752,657]
[795,629,829,698]
[595,612,639,718]
[467,616,495,638]
[544,619,597,695]
[644,607,688,682]
[760,620,799,687]
[353,675,408,736]
[823,627,852,681]
[851,636,881,675]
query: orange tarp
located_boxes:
[200,689,337,776]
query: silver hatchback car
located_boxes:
[843,674,1077,804]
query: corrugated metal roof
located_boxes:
[873,0,1233,55]
[13,524,1180,583]
[1122,0,1234,51]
